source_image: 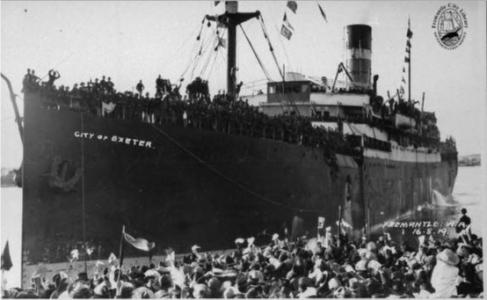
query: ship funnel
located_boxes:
[344,24,372,90]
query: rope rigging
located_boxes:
[179,18,209,82]
[199,27,225,79]
[257,15,284,80]
[150,124,315,213]
[189,26,216,81]
[239,24,272,81]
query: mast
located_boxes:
[205,1,260,99]
[407,17,412,102]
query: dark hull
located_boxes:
[22,93,457,267]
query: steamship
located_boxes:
[6,1,457,286]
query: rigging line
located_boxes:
[162,22,202,73]
[258,15,284,80]
[205,26,225,76]
[187,24,212,80]
[189,27,215,80]
[203,43,220,80]
[150,124,293,209]
[179,28,207,80]
[40,51,76,81]
[205,28,227,79]
[257,18,300,115]
[239,24,272,81]
[199,26,221,78]
[198,33,219,78]
[273,23,293,72]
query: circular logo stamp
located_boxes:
[432,3,468,49]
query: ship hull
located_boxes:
[22,94,457,280]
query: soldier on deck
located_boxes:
[235,81,244,98]
[107,77,114,94]
[46,69,61,87]
[100,76,107,91]
[136,80,145,97]
[155,75,164,98]
[22,69,32,92]
[29,70,40,85]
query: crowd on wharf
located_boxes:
[2,214,483,298]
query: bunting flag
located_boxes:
[400,86,405,94]
[402,66,406,73]
[404,17,412,65]
[123,230,155,252]
[1,241,12,271]
[280,24,293,40]
[407,16,413,38]
[287,0,298,13]
[402,77,406,83]
[214,1,220,6]
[317,3,328,23]
[283,13,295,31]
[219,37,226,48]
[407,27,413,38]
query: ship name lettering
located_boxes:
[109,135,152,148]
[74,131,94,139]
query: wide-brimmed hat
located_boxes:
[437,249,460,266]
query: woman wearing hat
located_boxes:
[431,248,460,298]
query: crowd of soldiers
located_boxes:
[22,70,357,159]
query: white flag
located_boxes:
[101,101,116,116]
[317,217,325,229]
[70,249,79,262]
[123,230,155,252]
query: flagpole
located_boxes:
[337,205,342,237]
[408,16,411,102]
[116,225,125,298]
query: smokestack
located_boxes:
[344,24,372,90]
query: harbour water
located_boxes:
[1,165,483,288]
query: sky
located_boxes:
[1,0,486,168]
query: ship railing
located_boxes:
[28,85,364,157]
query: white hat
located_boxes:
[437,249,460,266]
[272,233,279,241]
[234,238,245,244]
[192,245,201,252]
